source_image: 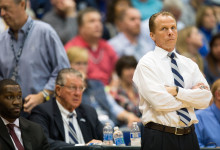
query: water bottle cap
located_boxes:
[133,122,137,125]
[114,126,119,131]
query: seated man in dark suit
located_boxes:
[29,68,103,150]
[0,79,49,150]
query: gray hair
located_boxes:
[56,68,84,86]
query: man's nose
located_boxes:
[74,89,82,95]
[13,98,22,105]
[168,29,173,35]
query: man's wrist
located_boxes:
[42,90,50,101]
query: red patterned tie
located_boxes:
[7,124,24,150]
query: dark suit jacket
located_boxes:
[29,98,103,150]
[0,117,49,150]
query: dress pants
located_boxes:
[141,126,200,150]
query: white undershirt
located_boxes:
[1,116,23,150]
[56,100,85,144]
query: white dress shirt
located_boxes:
[56,100,85,144]
[1,116,23,150]
[133,46,212,127]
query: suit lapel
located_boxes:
[52,99,65,140]
[19,117,32,150]
[0,118,15,149]
[76,106,91,143]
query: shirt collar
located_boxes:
[8,16,32,36]
[154,46,179,59]
[56,100,77,118]
[118,32,133,45]
[0,116,20,128]
[211,103,220,122]
[118,32,141,46]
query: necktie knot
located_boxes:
[67,113,78,144]
[7,124,15,131]
[68,113,75,119]
[168,52,175,59]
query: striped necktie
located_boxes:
[168,52,191,126]
[68,113,78,144]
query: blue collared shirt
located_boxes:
[0,16,70,98]
[195,103,220,147]
[108,32,152,60]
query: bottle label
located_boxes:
[130,132,141,138]
[115,138,125,145]
[104,133,113,141]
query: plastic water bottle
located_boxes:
[130,122,141,146]
[113,126,125,146]
[103,122,113,145]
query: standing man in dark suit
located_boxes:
[0,79,49,150]
[29,68,103,150]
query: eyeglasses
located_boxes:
[60,85,85,92]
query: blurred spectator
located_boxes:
[180,0,205,26]
[105,0,132,38]
[176,26,204,72]
[204,33,220,85]
[213,5,220,25]
[43,0,78,44]
[65,8,118,85]
[0,0,70,115]
[131,0,163,20]
[195,78,220,148]
[67,47,140,127]
[108,8,150,60]
[30,0,52,19]
[111,56,141,117]
[75,0,107,18]
[204,0,220,6]
[163,0,185,30]
[75,0,110,40]
[196,5,220,57]
[26,0,36,19]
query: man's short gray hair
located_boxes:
[56,68,84,86]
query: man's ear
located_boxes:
[150,32,155,42]
[55,85,61,97]
[20,0,26,9]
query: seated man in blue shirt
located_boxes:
[195,79,220,147]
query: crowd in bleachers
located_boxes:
[0,0,220,148]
